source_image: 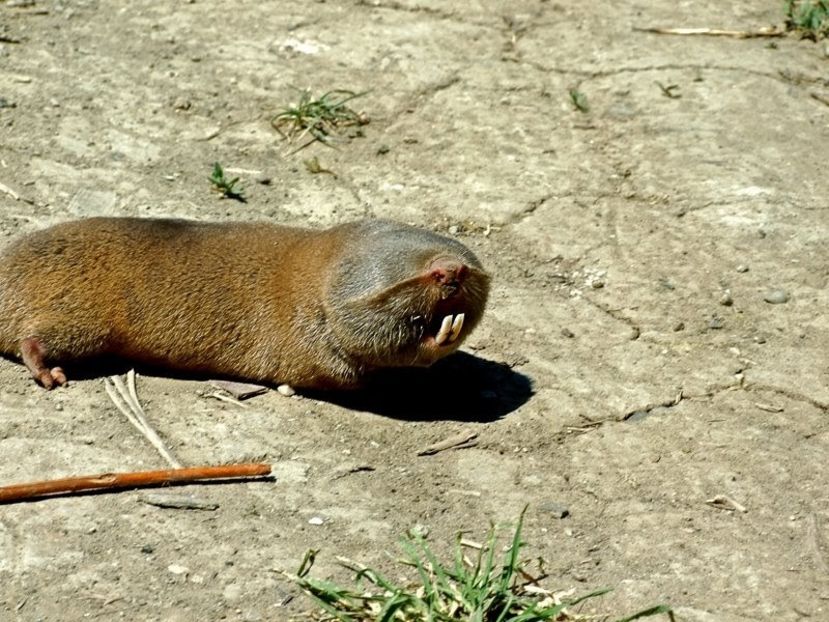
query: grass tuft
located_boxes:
[271,88,370,150]
[568,88,589,113]
[283,507,674,622]
[785,0,829,38]
[208,162,245,201]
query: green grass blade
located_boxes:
[492,592,515,622]
[286,511,671,622]
[498,505,528,592]
[399,537,436,596]
[296,548,319,578]
[565,587,613,606]
[377,591,411,622]
[613,604,674,622]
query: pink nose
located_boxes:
[430,257,468,288]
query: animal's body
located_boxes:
[0,217,489,390]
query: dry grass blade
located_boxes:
[0,181,21,200]
[633,26,785,38]
[105,371,182,468]
[417,431,478,456]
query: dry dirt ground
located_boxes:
[1,1,828,621]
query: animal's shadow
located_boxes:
[2,352,532,423]
[304,352,533,422]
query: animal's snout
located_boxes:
[429,256,468,297]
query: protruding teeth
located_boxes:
[435,315,453,345]
[449,313,464,342]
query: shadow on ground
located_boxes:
[308,352,533,422]
[2,351,532,423]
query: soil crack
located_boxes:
[622,388,685,421]
[385,73,462,124]
[743,381,829,412]
[580,295,642,341]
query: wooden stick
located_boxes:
[0,463,271,504]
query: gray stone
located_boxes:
[764,289,789,304]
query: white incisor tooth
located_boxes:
[435,314,453,345]
[448,313,465,342]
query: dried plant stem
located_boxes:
[633,26,785,38]
[105,370,182,468]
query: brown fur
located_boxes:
[0,217,489,390]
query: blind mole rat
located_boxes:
[0,217,490,390]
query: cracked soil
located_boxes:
[0,1,828,621]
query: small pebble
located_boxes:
[763,289,789,304]
[254,172,272,185]
[408,523,430,538]
[141,544,154,554]
[673,321,685,332]
[277,384,296,397]
[590,279,605,289]
[210,380,268,400]
[736,264,749,273]
[561,328,575,338]
[377,144,390,155]
[719,291,733,307]
[708,316,724,330]
[448,225,459,235]
[538,501,570,519]
[625,410,652,423]
[308,516,325,526]
[168,564,189,575]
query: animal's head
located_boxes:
[326,221,490,369]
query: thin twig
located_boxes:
[417,431,478,456]
[705,494,747,513]
[633,26,785,39]
[0,463,272,503]
[810,92,829,107]
[203,391,251,408]
[0,181,21,201]
[104,371,182,468]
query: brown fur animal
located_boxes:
[0,217,489,390]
